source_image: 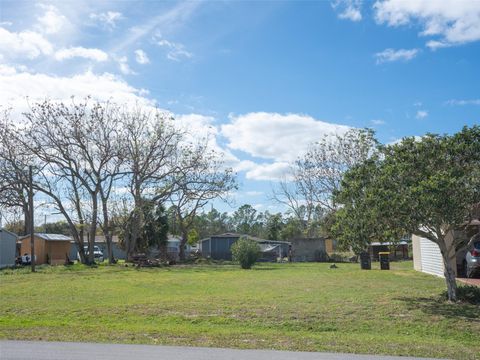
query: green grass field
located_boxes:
[0,261,478,359]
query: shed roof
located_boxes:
[19,233,73,241]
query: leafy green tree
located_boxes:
[331,126,480,301]
[231,237,260,269]
[187,228,200,246]
[266,213,283,240]
[35,221,72,235]
[231,204,258,234]
[280,217,304,240]
[139,201,169,251]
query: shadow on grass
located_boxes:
[395,294,480,321]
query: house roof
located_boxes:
[19,233,73,241]
[0,228,18,238]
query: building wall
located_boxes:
[289,238,326,262]
[46,241,71,265]
[208,236,239,260]
[412,234,457,278]
[325,239,335,254]
[0,230,17,268]
[20,236,47,264]
[69,242,126,261]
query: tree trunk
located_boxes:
[179,230,188,261]
[106,234,114,263]
[23,203,30,237]
[101,195,115,264]
[126,186,142,261]
[88,193,98,265]
[438,241,457,302]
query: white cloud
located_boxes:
[445,99,480,106]
[245,191,264,196]
[371,119,385,125]
[134,49,150,64]
[245,162,291,181]
[416,110,428,119]
[0,70,154,115]
[333,0,363,22]
[89,11,123,29]
[388,135,423,145]
[374,0,480,48]
[117,56,135,75]
[222,112,350,163]
[0,27,53,59]
[36,4,68,34]
[113,2,200,53]
[375,48,419,64]
[154,35,193,61]
[0,64,18,76]
[54,47,109,62]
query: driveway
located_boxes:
[0,341,444,360]
[457,277,480,287]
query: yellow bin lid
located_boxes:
[378,252,390,255]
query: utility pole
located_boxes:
[29,165,35,272]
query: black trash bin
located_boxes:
[360,252,371,270]
[379,252,390,270]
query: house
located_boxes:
[0,228,17,268]
[199,233,291,261]
[18,233,72,265]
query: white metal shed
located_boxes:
[0,228,17,268]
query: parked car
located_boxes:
[463,240,480,278]
[78,246,104,262]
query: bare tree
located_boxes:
[169,143,237,260]
[0,111,31,235]
[119,108,184,259]
[273,128,377,235]
[17,99,123,264]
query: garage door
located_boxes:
[419,237,444,277]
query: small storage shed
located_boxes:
[19,233,72,265]
[0,228,17,268]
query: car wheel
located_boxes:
[463,261,468,277]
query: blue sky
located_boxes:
[0,0,479,213]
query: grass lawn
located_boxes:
[0,261,478,359]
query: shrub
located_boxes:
[231,238,260,269]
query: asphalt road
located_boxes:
[0,341,446,360]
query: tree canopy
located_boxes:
[331,126,480,301]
